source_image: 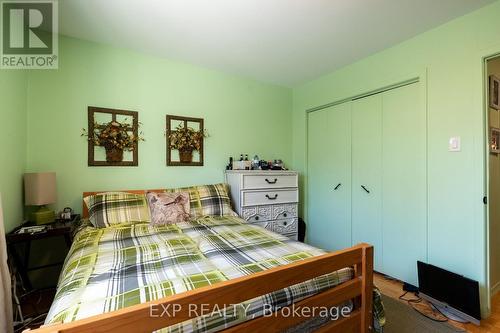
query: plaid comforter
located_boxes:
[46,216,384,332]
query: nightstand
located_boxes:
[6,215,80,290]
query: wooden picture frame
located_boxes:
[166,115,204,166]
[491,127,500,154]
[87,106,139,166]
[490,75,500,110]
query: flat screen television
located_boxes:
[417,261,481,325]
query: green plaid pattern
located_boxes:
[84,192,151,228]
[373,288,385,332]
[165,183,237,218]
[46,217,384,332]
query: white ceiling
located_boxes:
[59,0,495,87]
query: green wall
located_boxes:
[26,36,292,214]
[0,71,27,232]
[293,1,500,315]
[6,0,500,315]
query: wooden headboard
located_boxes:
[82,189,164,218]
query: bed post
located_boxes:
[360,244,374,332]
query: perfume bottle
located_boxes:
[226,157,233,170]
[252,155,260,170]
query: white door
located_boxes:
[382,82,427,285]
[307,102,352,251]
[352,94,383,271]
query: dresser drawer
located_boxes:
[242,174,298,189]
[284,232,298,241]
[272,204,298,220]
[241,205,272,222]
[254,221,274,231]
[242,189,298,207]
[242,204,297,222]
[273,218,298,234]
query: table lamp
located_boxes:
[24,172,57,224]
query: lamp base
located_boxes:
[30,206,55,225]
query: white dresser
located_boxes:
[225,170,299,240]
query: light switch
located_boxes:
[449,136,461,152]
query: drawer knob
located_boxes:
[283,221,287,226]
[266,194,278,200]
[265,178,278,184]
[283,213,287,217]
[255,216,259,221]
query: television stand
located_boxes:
[420,293,480,326]
[430,303,469,323]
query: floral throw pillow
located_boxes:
[164,183,238,218]
[146,192,191,225]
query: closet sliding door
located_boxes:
[307,81,426,284]
[351,94,383,271]
[382,83,426,285]
[307,102,351,251]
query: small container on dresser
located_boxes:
[225,170,299,240]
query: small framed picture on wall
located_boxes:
[490,127,500,154]
[489,75,500,110]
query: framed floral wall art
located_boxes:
[166,115,206,166]
[83,106,143,166]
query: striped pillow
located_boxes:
[84,192,151,228]
[165,183,237,218]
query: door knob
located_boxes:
[361,185,370,194]
[334,183,342,190]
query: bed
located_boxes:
[31,189,383,333]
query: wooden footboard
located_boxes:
[30,243,373,333]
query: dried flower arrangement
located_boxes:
[82,119,144,163]
[168,123,207,163]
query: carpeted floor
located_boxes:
[382,295,465,333]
